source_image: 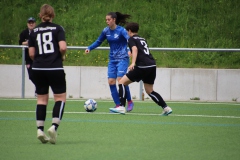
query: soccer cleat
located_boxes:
[109,106,126,115]
[161,106,173,116]
[127,101,134,112]
[47,125,57,144]
[37,129,49,144]
[109,105,119,113]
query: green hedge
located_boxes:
[0,0,239,68]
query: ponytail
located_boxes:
[107,12,131,26]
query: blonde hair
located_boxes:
[40,4,55,22]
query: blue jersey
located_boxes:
[88,25,129,61]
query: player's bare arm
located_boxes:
[29,47,35,60]
[128,46,138,71]
[59,41,67,61]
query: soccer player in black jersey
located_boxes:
[28,4,67,144]
[110,22,172,115]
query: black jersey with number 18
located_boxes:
[128,35,156,68]
[28,22,66,70]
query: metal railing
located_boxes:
[1,44,240,99]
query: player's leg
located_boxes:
[109,75,132,114]
[118,75,133,106]
[143,67,172,116]
[110,67,136,114]
[48,70,66,144]
[36,94,50,143]
[51,94,66,129]
[144,83,167,107]
[117,59,134,112]
[33,70,50,143]
[108,78,120,107]
[108,61,121,107]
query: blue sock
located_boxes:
[125,85,132,102]
[109,84,120,106]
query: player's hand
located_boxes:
[62,55,66,61]
[128,63,135,71]
[26,64,30,69]
[128,51,132,57]
[85,49,90,54]
[23,40,28,46]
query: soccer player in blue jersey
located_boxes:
[85,12,134,112]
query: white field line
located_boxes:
[0,98,239,105]
[0,110,239,119]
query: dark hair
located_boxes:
[107,12,131,26]
[125,22,139,33]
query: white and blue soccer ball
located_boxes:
[84,99,97,112]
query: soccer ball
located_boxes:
[84,99,97,112]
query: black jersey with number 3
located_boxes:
[128,35,156,68]
[28,22,65,70]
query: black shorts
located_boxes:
[126,66,156,84]
[32,70,66,95]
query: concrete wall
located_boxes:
[0,65,239,102]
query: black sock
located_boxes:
[53,101,65,120]
[148,91,167,109]
[118,84,126,106]
[36,104,47,121]
[52,123,59,131]
[37,126,44,131]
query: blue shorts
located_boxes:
[108,59,129,79]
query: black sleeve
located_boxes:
[19,31,25,45]
[128,37,136,51]
[57,26,66,41]
[28,32,35,48]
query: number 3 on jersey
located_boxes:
[140,40,150,55]
[36,32,54,54]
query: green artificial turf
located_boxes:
[0,99,239,160]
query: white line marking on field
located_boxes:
[0,110,239,119]
[0,98,240,105]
